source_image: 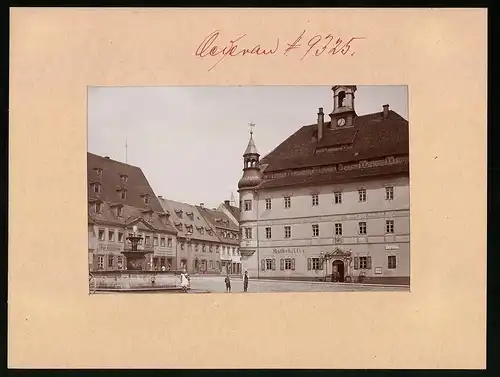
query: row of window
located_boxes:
[96,255,125,270]
[94,169,129,185]
[243,187,395,212]
[94,255,176,270]
[91,182,150,204]
[93,168,128,182]
[96,228,173,247]
[179,241,240,256]
[246,220,396,240]
[260,255,397,271]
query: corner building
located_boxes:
[238,86,410,285]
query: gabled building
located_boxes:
[237,86,410,284]
[198,204,242,275]
[158,198,221,273]
[87,153,177,271]
[88,202,178,271]
[88,152,163,211]
[217,200,240,226]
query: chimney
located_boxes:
[382,104,390,119]
[104,156,110,159]
[158,195,162,199]
[200,203,204,208]
[224,200,230,206]
[317,107,324,141]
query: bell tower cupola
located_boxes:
[329,85,357,129]
[238,123,263,190]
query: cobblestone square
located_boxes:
[188,275,410,293]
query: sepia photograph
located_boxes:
[87,85,410,294]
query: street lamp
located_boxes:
[185,231,192,272]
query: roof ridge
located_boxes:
[87,152,141,169]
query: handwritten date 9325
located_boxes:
[195,30,366,72]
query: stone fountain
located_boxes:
[89,226,185,293]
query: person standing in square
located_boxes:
[225,274,231,293]
[243,271,249,293]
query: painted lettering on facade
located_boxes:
[264,155,409,179]
[272,248,305,254]
[98,243,123,252]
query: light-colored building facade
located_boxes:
[198,204,242,275]
[88,202,178,271]
[238,86,410,284]
[158,198,222,274]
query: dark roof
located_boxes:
[197,206,240,246]
[222,203,240,222]
[158,198,221,242]
[87,152,163,212]
[88,202,177,234]
[260,110,409,172]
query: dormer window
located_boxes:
[95,168,103,177]
[120,174,128,183]
[92,182,101,194]
[174,209,183,218]
[95,202,102,213]
[140,194,150,204]
[117,206,123,217]
[117,188,127,200]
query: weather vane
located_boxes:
[249,122,255,136]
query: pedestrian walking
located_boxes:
[180,269,190,293]
[243,271,249,292]
[225,274,231,293]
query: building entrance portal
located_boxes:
[332,260,345,282]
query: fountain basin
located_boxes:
[90,270,185,292]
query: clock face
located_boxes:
[337,118,346,126]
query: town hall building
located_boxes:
[237,86,410,285]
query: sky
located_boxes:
[88,85,408,209]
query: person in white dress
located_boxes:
[180,269,190,292]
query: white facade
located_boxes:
[239,176,410,283]
[88,221,177,271]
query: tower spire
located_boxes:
[238,122,262,189]
[244,123,259,156]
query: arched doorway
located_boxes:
[332,260,345,282]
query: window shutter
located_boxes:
[354,257,359,270]
[307,258,312,270]
[292,258,296,270]
[272,258,276,271]
[280,259,284,270]
[367,256,372,269]
[260,259,265,271]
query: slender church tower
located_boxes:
[237,125,262,278]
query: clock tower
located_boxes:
[329,85,357,129]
